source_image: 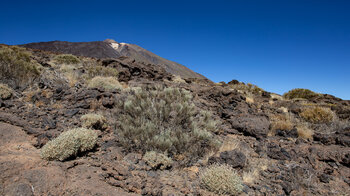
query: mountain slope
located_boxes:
[20,39,206,79]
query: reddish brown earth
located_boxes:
[0,45,349,195]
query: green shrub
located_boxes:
[0,45,40,87]
[300,106,334,124]
[40,128,98,161]
[0,83,13,100]
[143,151,173,170]
[115,86,221,165]
[200,164,243,195]
[283,88,319,100]
[54,54,80,64]
[81,113,108,130]
[87,76,122,90]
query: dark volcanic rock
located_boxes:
[230,114,270,139]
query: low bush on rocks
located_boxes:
[300,106,334,124]
[54,54,80,64]
[143,151,173,170]
[40,128,98,161]
[200,163,243,195]
[283,88,319,100]
[115,86,221,165]
[228,80,265,95]
[85,65,118,79]
[0,83,13,100]
[81,113,108,130]
[0,45,40,87]
[270,114,294,133]
[87,76,122,90]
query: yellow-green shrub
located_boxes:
[228,80,264,95]
[80,113,108,130]
[85,65,118,79]
[200,164,243,195]
[0,83,13,100]
[40,128,97,161]
[87,76,122,90]
[143,151,173,170]
[300,107,334,124]
[115,86,221,165]
[283,88,319,100]
[0,45,40,87]
[54,54,80,64]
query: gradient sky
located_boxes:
[1,0,349,99]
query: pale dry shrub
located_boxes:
[81,113,108,130]
[200,164,243,195]
[0,83,13,100]
[143,151,173,170]
[54,54,80,64]
[115,86,221,165]
[228,80,264,95]
[270,114,294,132]
[40,128,98,161]
[296,124,314,140]
[300,106,334,124]
[0,45,40,87]
[88,76,122,90]
[172,75,186,83]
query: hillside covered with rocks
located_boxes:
[0,44,349,196]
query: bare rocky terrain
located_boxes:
[0,44,349,196]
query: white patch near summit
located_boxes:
[110,43,120,50]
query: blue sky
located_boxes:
[1,0,349,99]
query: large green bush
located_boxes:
[200,163,243,195]
[40,128,98,161]
[0,45,40,87]
[115,86,221,165]
[283,88,319,100]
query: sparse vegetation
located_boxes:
[300,106,334,124]
[115,86,221,165]
[200,163,243,195]
[143,151,173,170]
[0,83,13,100]
[228,80,264,95]
[81,113,108,130]
[296,125,314,140]
[54,54,80,64]
[270,114,294,132]
[87,76,122,90]
[0,45,40,87]
[85,65,118,79]
[283,88,319,100]
[40,128,98,161]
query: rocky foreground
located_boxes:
[0,45,349,195]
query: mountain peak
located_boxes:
[103,39,118,43]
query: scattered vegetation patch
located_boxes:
[228,80,264,95]
[54,54,80,64]
[81,113,108,130]
[143,151,173,170]
[0,45,40,87]
[87,76,122,90]
[296,125,314,140]
[0,83,13,100]
[85,65,118,79]
[300,106,334,124]
[115,86,221,165]
[270,114,294,132]
[40,128,98,161]
[283,88,319,100]
[200,163,243,195]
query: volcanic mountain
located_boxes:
[21,39,206,79]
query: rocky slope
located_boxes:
[0,44,349,196]
[20,39,206,79]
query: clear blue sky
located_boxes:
[1,0,349,99]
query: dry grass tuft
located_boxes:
[299,106,334,124]
[270,114,294,133]
[200,164,243,195]
[40,128,97,161]
[87,76,123,90]
[296,124,314,140]
[54,54,80,64]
